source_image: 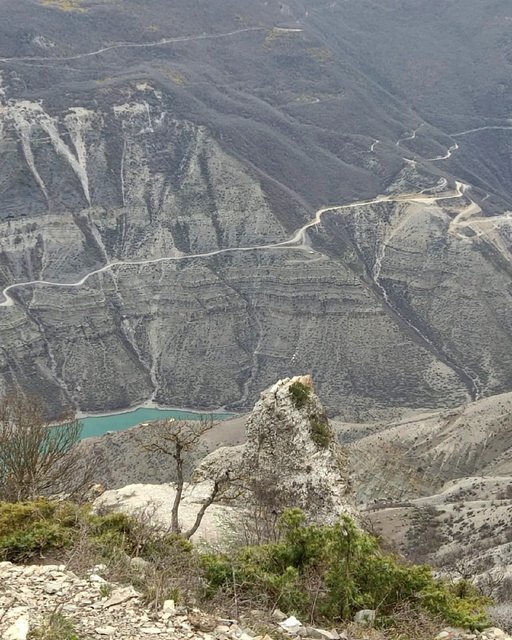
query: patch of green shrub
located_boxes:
[29,612,79,640]
[289,382,310,408]
[0,500,142,562]
[310,418,332,448]
[0,500,79,561]
[87,511,136,551]
[201,509,489,629]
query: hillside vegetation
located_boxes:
[0,499,491,637]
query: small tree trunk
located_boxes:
[171,445,184,534]
[183,481,219,539]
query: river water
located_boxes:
[79,407,234,439]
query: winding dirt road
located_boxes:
[0,181,469,308]
[0,27,266,64]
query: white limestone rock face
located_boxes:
[194,375,352,522]
[93,481,231,542]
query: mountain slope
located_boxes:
[0,0,511,416]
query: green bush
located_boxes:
[87,511,136,551]
[0,500,142,562]
[310,418,332,448]
[0,500,79,561]
[289,382,310,408]
[201,509,489,629]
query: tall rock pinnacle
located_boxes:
[194,375,352,522]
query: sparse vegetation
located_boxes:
[310,417,332,448]
[167,70,186,86]
[29,611,79,640]
[41,0,86,12]
[201,509,489,629]
[0,393,88,502]
[488,603,512,633]
[264,28,299,47]
[306,47,334,63]
[0,501,490,630]
[289,382,310,408]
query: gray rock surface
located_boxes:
[195,375,352,522]
[93,480,233,542]
[344,390,512,596]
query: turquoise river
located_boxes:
[79,407,234,439]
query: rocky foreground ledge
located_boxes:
[0,562,509,640]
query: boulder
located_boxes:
[353,609,376,626]
[2,616,29,640]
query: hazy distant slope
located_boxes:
[346,390,512,588]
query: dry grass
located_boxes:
[382,602,444,640]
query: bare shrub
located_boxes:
[137,419,213,535]
[382,601,444,640]
[0,393,90,502]
[218,472,294,549]
[63,500,204,610]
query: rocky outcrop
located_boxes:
[94,481,232,542]
[194,375,352,522]
[94,377,352,537]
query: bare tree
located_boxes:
[138,418,231,538]
[0,393,87,502]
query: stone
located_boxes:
[84,484,106,501]
[194,376,353,524]
[279,616,303,634]
[140,628,162,634]
[92,564,107,574]
[89,574,107,584]
[130,557,151,573]
[188,613,217,633]
[353,609,376,626]
[2,616,29,640]
[162,599,175,614]
[103,586,139,608]
[94,626,117,636]
[43,583,61,595]
[272,609,288,622]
